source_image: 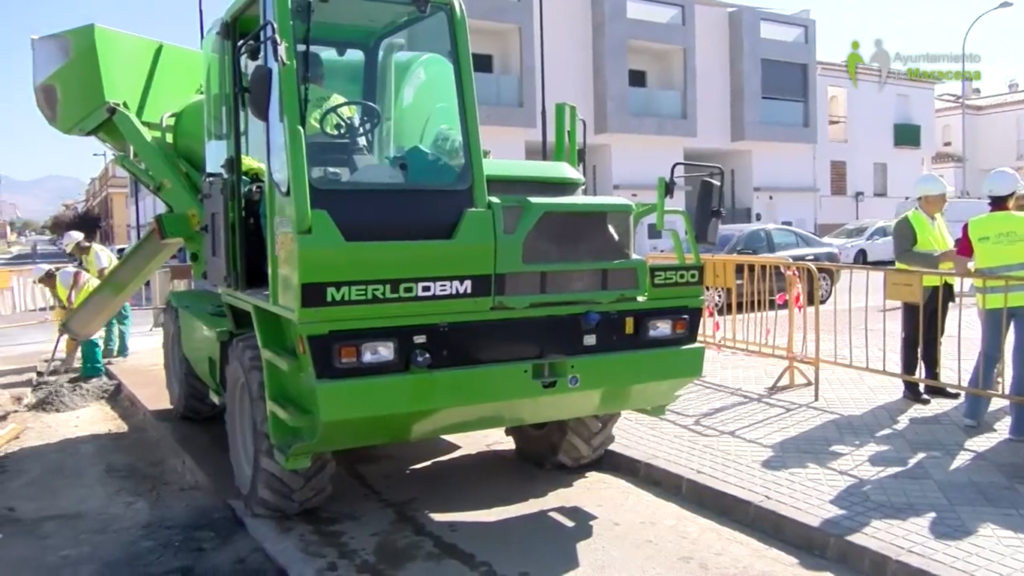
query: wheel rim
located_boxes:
[230,375,255,494]
[818,273,833,301]
[705,287,725,311]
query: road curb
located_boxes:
[105,368,218,493]
[602,445,963,576]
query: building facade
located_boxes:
[126,176,166,244]
[815,63,935,234]
[84,161,131,246]
[933,81,1024,196]
[465,0,934,234]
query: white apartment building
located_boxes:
[465,0,936,235]
[816,63,936,234]
[933,80,1024,195]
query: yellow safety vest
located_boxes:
[306,85,351,135]
[84,244,119,277]
[55,268,99,309]
[894,209,955,286]
[967,210,1024,309]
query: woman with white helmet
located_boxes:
[959,167,1024,438]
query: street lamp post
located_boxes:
[961,1,1013,197]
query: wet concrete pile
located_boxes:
[29,373,117,413]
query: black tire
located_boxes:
[815,270,835,305]
[853,250,868,265]
[505,413,621,469]
[163,305,222,421]
[225,334,335,517]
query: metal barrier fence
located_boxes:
[806,262,1024,406]
[0,264,193,330]
[653,253,1024,408]
[648,253,822,400]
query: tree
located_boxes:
[11,219,40,234]
[44,208,102,240]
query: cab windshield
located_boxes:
[294,1,468,190]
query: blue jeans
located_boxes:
[962,306,1024,436]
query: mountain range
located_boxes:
[0,175,87,221]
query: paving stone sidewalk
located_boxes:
[617,311,1024,576]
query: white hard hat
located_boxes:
[31,264,54,282]
[60,230,85,253]
[980,167,1024,198]
[912,173,953,199]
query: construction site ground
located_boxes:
[59,342,852,575]
[0,356,278,574]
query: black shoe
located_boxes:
[904,390,932,405]
[925,387,962,400]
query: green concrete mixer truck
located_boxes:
[31,0,722,517]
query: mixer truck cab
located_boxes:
[31,0,719,517]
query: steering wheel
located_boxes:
[319,100,382,142]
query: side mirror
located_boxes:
[693,177,723,245]
[247,65,272,123]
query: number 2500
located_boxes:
[653,269,700,285]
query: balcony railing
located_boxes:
[627,88,684,119]
[474,72,522,107]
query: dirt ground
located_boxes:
[0,363,279,575]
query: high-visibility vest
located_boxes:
[894,208,955,286]
[84,244,119,277]
[967,210,1024,309]
[55,268,99,309]
[306,86,352,135]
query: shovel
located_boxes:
[36,334,64,383]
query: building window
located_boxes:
[827,86,847,142]
[941,124,952,147]
[647,222,663,240]
[873,163,888,196]
[759,20,807,43]
[471,53,494,74]
[760,59,807,126]
[895,94,912,124]
[626,0,684,25]
[628,69,648,88]
[830,160,847,195]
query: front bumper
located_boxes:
[286,343,704,457]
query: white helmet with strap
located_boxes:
[31,264,54,282]
[60,230,85,254]
[912,173,953,199]
[981,167,1024,198]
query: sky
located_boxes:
[0,0,1020,182]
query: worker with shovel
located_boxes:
[32,265,105,382]
[60,231,130,359]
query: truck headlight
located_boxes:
[645,318,690,339]
[646,319,673,338]
[360,341,395,364]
